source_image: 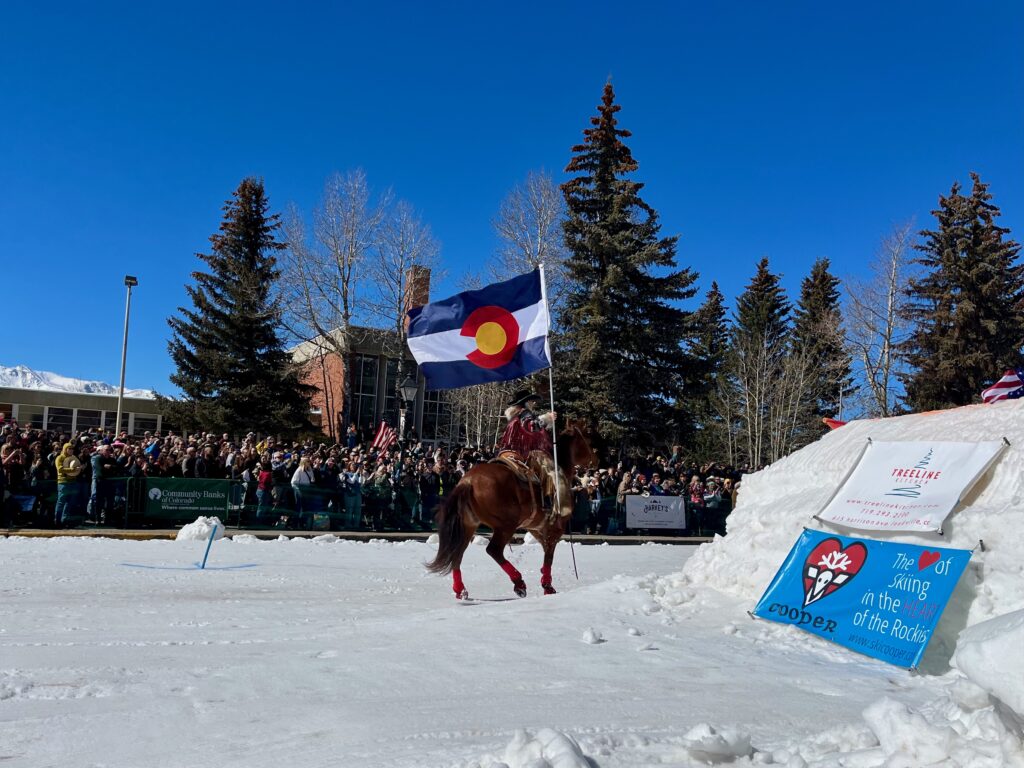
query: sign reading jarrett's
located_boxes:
[815,440,1006,532]
[625,495,686,529]
[753,528,972,668]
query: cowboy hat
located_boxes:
[508,389,541,407]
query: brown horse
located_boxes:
[426,421,597,599]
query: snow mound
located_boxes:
[426,533,440,545]
[522,532,540,546]
[680,723,752,763]
[748,680,1024,766]
[955,608,1024,722]
[679,401,1024,651]
[472,535,489,546]
[174,517,224,541]
[661,402,1024,765]
[485,728,592,768]
[231,534,260,544]
[311,534,338,544]
[580,628,604,645]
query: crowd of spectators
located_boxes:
[1,415,743,535]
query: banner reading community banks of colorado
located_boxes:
[753,528,971,668]
[143,478,231,521]
[815,440,1005,532]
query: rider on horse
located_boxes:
[497,390,570,517]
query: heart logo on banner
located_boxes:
[802,538,869,607]
[918,551,941,571]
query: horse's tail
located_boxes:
[425,482,473,575]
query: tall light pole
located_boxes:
[398,375,418,441]
[114,275,138,437]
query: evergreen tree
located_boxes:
[726,258,792,466]
[733,258,791,348]
[687,282,730,459]
[691,282,729,390]
[792,257,853,424]
[558,82,699,447]
[163,178,313,436]
[901,173,1024,410]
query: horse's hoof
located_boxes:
[456,589,469,600]
[513,579,527,598]
[542,584,557,595]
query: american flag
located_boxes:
[981,369,1024,404]
[370,421,398,452]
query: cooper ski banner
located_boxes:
[815,440,1006,532]
[753,528,971,668]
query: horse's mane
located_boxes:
[555,425,589,475]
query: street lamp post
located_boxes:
[398,375,418,441]
[114,275,138,438]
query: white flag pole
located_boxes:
[540,265,577,579]
[539,264,562,511]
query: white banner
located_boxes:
[816,440,1006,532]
[626,495,687,529]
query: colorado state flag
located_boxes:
[406,269,551,390]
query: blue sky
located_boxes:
[2,1,1021,393]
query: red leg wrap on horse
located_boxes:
[540,565,552,586]
[500,561,522,582]
[452,569,465,595]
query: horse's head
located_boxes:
[559,418,597,473]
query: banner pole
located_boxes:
[540,264,577,580]
[200,521,218,570]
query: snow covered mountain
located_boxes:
[0,364,155,399]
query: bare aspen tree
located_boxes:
[430,171,571,447]
[844,222,916,417]
[280,170,389,429]
[365,199,443,432]
[491,170,571,320]
[721,322,838,467]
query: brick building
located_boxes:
[291,267,453,443]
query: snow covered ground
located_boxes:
[2,401,1023,767]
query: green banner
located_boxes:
[143,478,231,521]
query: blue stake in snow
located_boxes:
[200,522,219,570]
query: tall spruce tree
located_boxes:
[901,173,1024,410]
[692,282,729,392]
[559,82,699,447]
[727,258,792,466]
[687,282,730,459]
[733,258,791,347]
[792,258,853,425]
[164,178,312,436]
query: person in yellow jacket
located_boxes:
[54,443,82,527]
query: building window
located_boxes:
[76,409,102,432]
[351,353,378,431]
[17,404,44,429]
[308,407,323,430]
[133,413,159,435]
[421,387,452,445]
[383,358,400,428]
[103,411,129,433]
[46,407,74,434]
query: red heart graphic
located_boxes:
[802,538,868,607]
[918,551,941,571]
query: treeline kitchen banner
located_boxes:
[815,440,1006,532]
[753,528,972,668]
[625,495,687,529]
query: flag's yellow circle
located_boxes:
[475,322,508,355]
